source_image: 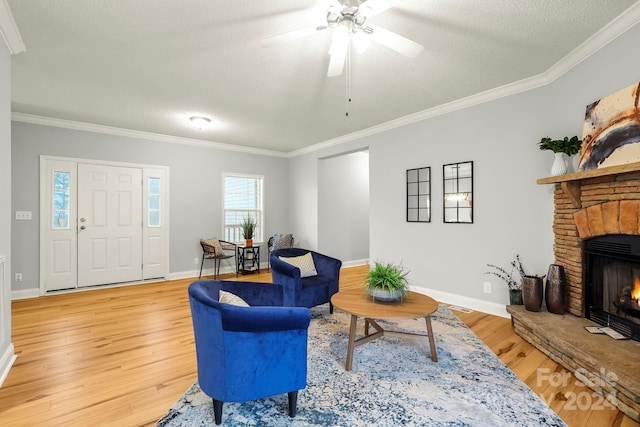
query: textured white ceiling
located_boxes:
[8,0,640,153]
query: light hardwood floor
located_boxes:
[1,265,638,426]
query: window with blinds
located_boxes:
[223,174,263,243]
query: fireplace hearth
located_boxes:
[585,234,640,341]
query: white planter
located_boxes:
[550,152,567,176]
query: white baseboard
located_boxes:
[0,344,16,387]
[168,262,265,282]
[342,259,369,268]
[11,288,40,300]
[411,285,510,318]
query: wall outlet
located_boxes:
[483,281,492,293]
[194,257,199,265]
[15,273,22,282]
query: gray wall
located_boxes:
[11,123,290,292]
[290,21,640,315]
[318,150,369,263]
[0,39,13,382]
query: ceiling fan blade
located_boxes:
[260,26,323,48]
[327,39,347,77]
[367,24,423,57]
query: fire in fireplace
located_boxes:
[615,277,640,315]
[585,234,640,341]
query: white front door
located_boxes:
[77,164,143,287]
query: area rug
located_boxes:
[158,305,566,426]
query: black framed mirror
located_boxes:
[406,167,430,222]
[443,161,473,223]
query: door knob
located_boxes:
[80,225,86,230]
[80,218,86,222]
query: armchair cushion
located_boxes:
[279,252,318,277]
[272,233,294,250]
[219,290,249,307]
[201,237,225,256]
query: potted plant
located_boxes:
[538,135,582,176]
[241,216,256,247]
[364,262,409,302]
[486,255,528,305]
[538,136,582,155]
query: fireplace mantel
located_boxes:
[537,161,640,208]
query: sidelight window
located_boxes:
[148,177,161,227]
[53,171,70,229]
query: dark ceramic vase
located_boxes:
[545,264,566,314]
[509,289,523,305]
[522,276,543,312]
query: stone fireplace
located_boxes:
[549,168,640,319]
[507,162,640,422]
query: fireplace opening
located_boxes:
[585,234,640,341]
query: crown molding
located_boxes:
[289,73,548,158]
[544,0,640,83]
[11,113,287,158]
[291,3,640,158]
[0,0,25,54]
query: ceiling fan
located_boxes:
[261,0,424,77]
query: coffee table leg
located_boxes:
[345,314,358,371]
[424,316,438,362]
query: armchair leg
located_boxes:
[330,302,334,314]
[212,398,223,425]
[288,391,298,418]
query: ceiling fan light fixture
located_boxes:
[332,25,348,43]
[352,31,371,54]
[189,116,211,129]
[327,11,342,25]
[354,14,367,27]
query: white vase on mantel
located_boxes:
[550,152,568,176]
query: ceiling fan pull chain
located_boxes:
[346,40,351,117]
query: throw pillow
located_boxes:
[279,252,318,278]
[219,290,250,307]
[273,233,294,250]
[201,238,225,256]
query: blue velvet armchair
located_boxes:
[188,280,311,425]
[270,248,342,313]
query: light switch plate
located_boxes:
[15,211,32,220]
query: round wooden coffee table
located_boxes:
[331,288,439,371]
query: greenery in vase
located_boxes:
[240,216,256,240]
[485,254,527,291]
[365,262,409,293]
[538,135,582,155]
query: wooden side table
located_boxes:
[331,288,439,371]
